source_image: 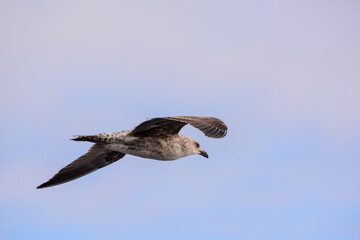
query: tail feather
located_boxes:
[71,135,100,143]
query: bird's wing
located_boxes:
[130,116,227,138]
[37,144,125,189]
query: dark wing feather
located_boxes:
[130,116,227,138]
[37,144,125,189]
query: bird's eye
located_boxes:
[195,142,200,148]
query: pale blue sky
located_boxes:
[1,1,359,239]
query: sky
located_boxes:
[1,0,359,239]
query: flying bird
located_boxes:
[37,116,228,188]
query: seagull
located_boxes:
[37,116,228,189]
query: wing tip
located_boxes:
[37,180,64,189]
[36,181,51,189]
[206,131,227,138]
[37,179,63,189]
[169,116,228,138]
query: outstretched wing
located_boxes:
[37,144,125,189]
[130,116,227,138]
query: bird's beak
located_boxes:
[199,150,209,158]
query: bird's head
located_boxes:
[179,135,209,159]
[192,140,209,158]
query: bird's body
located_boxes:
[79,130,199,160]
[104,134,197,160]
[37,116,227,188]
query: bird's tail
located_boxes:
[71,135,101,143]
